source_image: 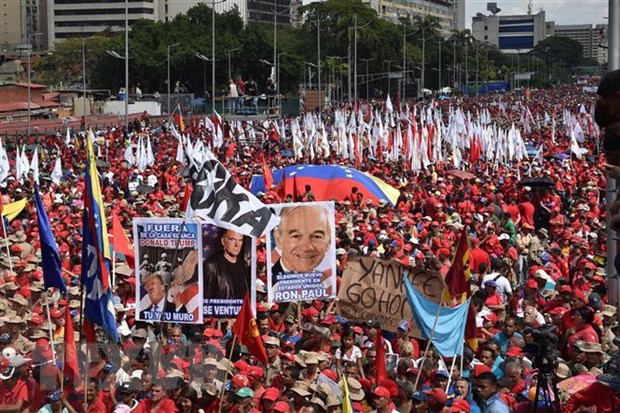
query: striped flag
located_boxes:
[81,131,117,341]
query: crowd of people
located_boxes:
[0,78,619,413]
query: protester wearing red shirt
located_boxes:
[0,366,28,412]
[134,383,179,413]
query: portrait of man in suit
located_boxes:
[140,273,166,320]
[271,204,332,286]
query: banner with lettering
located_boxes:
[201,223,256,318]
[266,202,337,303]
[336,255,445,335]
[134,218,203,324]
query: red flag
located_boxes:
[374,333,388,382]
[180,183,193,212]
[233,294,267,365]
[111,212,135,269]
[465,300,478,352]
[443,227,471,302]
[63,302,81,387]
[262,159,274,189]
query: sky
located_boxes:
[466,0,608,27]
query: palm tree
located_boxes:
[413,15,441,92]
[449,29,473,92]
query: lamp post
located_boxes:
[277,52,288,110]
[316,14,328,111]
[106,50,129,122]
[385,59,393,96]
[226,47,240,80]
[211,0,226,114]
[360,58,373,99]
[82,39,87,128]
[26,32,42,136]
[196,53,216,105]
[167,43,179,115]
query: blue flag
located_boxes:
[403,274,468,357]
[33,183,66,293]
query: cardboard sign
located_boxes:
[336,255,445,335]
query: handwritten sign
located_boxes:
[336,255,444,335]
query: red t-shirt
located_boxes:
[0,379,28,410]
[134,397,179,413]
[518,201,535,226]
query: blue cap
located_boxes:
[47,390,62,402]
[411,391,429,401]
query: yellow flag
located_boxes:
[1,198,27,222]
[340,378,353,413]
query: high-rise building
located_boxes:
[552,23,608,64]
[158,0,292,25]
[472,10,548,53]
[361,0,458,34]
[0,0,23,48]
[41,0,160,50]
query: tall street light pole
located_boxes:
[438,36,442,91]
[316,13,328,112]
[360,58,373,99]
[196,53,216,104]
[82,39,87,129]
[212,0,226,114]
[167,43,179,115]
[27,32,42,137]
[124,0,129,128]
[226,47,240,80]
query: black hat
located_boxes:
[365,320,381,329]
[119,382,138,394]
[597,69,620,97]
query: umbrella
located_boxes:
[557,374,597,395]
[250,164,400,206]
[448,170,475,180]
[518,176,555,188]
[553,152,570,160]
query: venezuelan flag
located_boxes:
[81,131,117,341]
[172,104,185,132]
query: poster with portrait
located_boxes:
[201,223,256,317]
[266,202,337,303]
[134,218,203,324]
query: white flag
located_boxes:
[0,140,9,185]
[385,94,393,113]
[570,129,583,160]
[146,136,155,166]
[30,146,39,185]
[124,141,135,165]
[65,128,71,146]
[51,157,62,185]
[186,148,277,238]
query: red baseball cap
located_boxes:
[526,279,539,289]
[262,387,280,401]
[232,374,250,388]
[373,386,391,399]
[450,398,471,412]
[426,388,448,405]
[273,401,290,413]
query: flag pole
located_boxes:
[413,284,447,390]
[0,215,13,276]
[444,352,459,394]
[217,332,238,413]
[44,294,58,365]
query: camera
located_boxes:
[524,325,559,374]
